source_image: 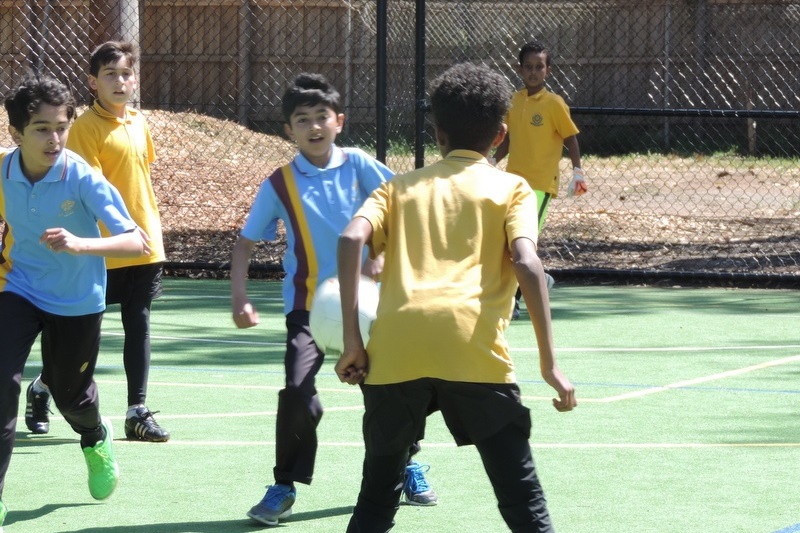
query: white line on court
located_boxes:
[108,439,800,449]
[595,354,800,402]
[23,436,800,449]
[104,331,284,346]
[95,379,362,394]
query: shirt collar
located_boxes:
[5,148,68,183]
[90,101,136,123]
[292,145,347,176]
[444,149,488,164]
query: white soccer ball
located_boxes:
[309,275,380,354]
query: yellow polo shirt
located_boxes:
[505,88,579,196]
[356,150,539,385]
[67,102,165,268]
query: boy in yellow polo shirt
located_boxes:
[335,62,576,533]
[24,41,169,442]
[494,40,587,317]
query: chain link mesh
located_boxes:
[1,1,798,281]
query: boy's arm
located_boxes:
[512,236,576,412]
[230,235,260,328]
[40,227,148,258]
[564,135,582,170]
[335,216,373,385]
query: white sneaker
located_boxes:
[545,273,555,290]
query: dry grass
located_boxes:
[0,109,798,278]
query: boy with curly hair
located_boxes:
[336,62,577,532]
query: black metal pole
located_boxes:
[414,0,426,169]
[376,0,388,163]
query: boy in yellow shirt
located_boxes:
[25,41,169,442]
[336,62,576,532]
[494,40,587,317]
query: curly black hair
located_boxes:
[429,62,511,152]
[4,73,75,132]
[281,73,342,123]
[518,40,551,67]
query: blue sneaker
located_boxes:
[247,484,296,526]
[403,461,438,506]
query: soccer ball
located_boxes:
[309,275,380,354]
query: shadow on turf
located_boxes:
[57,506,355,532]
[12,432,78,448]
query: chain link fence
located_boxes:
[1,1,798,284]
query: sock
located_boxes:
[126,404,145,418]
[276,480,295,490]
[80,425,106,449]
[32,376,50,394]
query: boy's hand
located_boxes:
[567,168,588,197]
[542,366,577,412]
[232,301,260,328]
[40,228,81,254]
[335,348,368,385]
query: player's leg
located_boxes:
[514,190,552,319]
[248,310,323,526]
[347,380,432,532]
[108,264,169,442]
[403,397,439,505]
[0,293,43,504]
[474,421,553,532]
[438,381,554,532]
[40,309,119,500]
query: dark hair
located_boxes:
[4,73,76,132]
[518,40,551,67]
[281,73,342,123]
[429,63,511,152]
[89,41,139,76]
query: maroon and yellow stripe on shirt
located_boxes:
[270,164,319,311]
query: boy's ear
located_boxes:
[433,124,449,154]
[491,123,508,149]
[88,75,98,91]
[336,113,345,133]
[283,122,295,142]
[8,125,22,145]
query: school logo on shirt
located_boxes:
[60,200,76,217]
[530,113,544,127]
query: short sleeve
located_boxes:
[241,178,280,242]
[354,181,391,258]
[505,176,539,249]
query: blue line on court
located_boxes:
[772,523,800,533]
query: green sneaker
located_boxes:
[82,418,119,500]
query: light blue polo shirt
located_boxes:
[0,148,137,316]
[241,146,393,314]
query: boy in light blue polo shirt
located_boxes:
[0,73,149,529]
[230,73,437,527]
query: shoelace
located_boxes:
[86,447,112,473]
[263,486,293,506]
[406,464,431,493]
[135,409,163,428]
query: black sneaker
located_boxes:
[25,381,52,434]
[124,406,170,442]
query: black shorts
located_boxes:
[106,263,164,305]
[361,378,531,453]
